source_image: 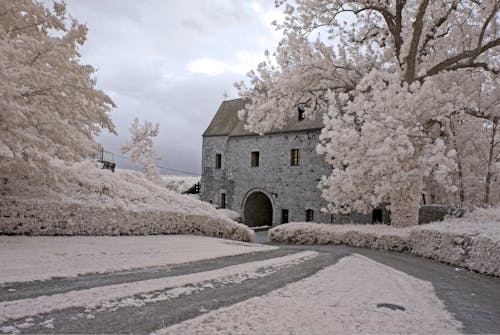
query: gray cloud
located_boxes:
[61,0,282,175]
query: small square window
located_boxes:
[251,151,260,167]
[290,149,300,166]
[215,153,222,169]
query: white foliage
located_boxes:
[238,0,500,226]
[0,0,115,166]
[269,207,500,276]
[0,158,253,242]
[216,209,241,221]
[270,222,412,251]
[121,118,160,180]
[319,71,458,226]
[161,175,200,193]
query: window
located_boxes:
[215,153,221,169]
[281,209,289,224]
[305,209,314,222]
[251,151,260,167]
[290,149,300,166]
[298,107,305,121]
[220,193,226,209]
[372,208,383,224]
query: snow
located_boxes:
[0,235,276,284]
[0,251,317,324]
[0,159,252,242]
[155,254,462,335]
[269,207,500,276]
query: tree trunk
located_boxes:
[389,176,423,227]
[449,121,465,206]
[484,119,498,205]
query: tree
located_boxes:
[238,0,499,226]
[0,0,115,168]
[441,72,500,207]
[120,118,160,180]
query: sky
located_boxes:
[61,0,285,175]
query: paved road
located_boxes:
[1,233,499,334]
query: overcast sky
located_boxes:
[62,0,284,175]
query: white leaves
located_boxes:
[120,118,160,180]
[0,0,115,166]
[237,0,500,223]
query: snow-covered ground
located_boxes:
[0,235,276,284]
[156,254,462,335]
[269,207,500,276]
[0,159,252,241]
[0,241,464,334]
[0,250,317,326]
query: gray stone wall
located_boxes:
[418,205,464,224]
[201,134,463,227]
[200,136,230,207]
[201,130,372,226]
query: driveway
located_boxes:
[0,237,498,334]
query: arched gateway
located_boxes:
[243,191,273,227]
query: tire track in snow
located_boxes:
[0,251,320,326]
[0,248,295,302]
[1,252,345,334]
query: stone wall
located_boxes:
[200,136,230,207]
[200,134,462,227]
[201,131,372,226]
[418,205,464,224]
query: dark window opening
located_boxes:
[220,193,226,209]
[215,153,222,169]
[251,151,260,167]
[298,107,305,121]
[372,209,383,224]
[281,209,289,224]
[305,209,314,222]
[290,149,300,166]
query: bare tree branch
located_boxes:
[422,38,500,79]
[405,0,430,84]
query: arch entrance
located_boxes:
[243,191,273,227]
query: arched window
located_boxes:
[305,209,314,222]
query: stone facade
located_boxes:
[201,99,464,227]
[201,99,371,227]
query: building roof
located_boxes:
[203,98,324,137]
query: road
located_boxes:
[0,231,499,334]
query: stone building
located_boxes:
[200,98,374,227]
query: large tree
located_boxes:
[238,0,499,226]
[0,0,115,167]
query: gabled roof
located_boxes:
[203,98,324,137]
[203,99,248,137]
